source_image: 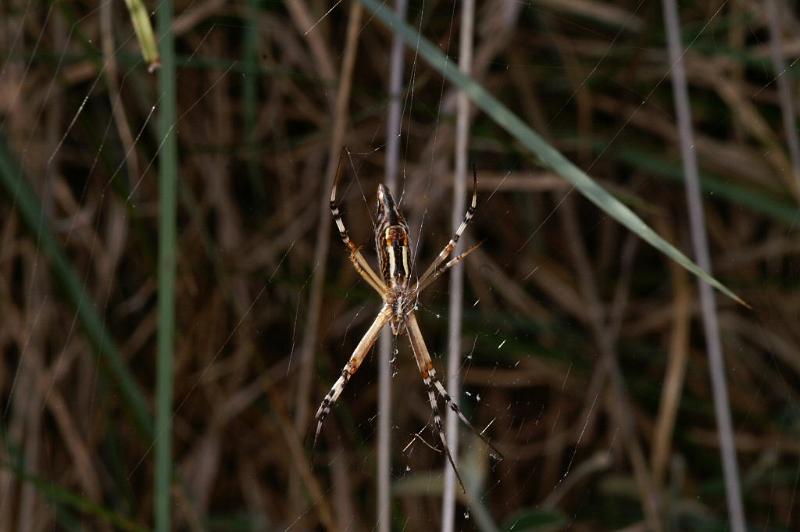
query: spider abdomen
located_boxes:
[381,226,413,336]
[375,183,411,288]
[381,226,410,284]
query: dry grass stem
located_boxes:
[2,2,797,529]
[291,0,363,516]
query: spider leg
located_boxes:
[416,165,478,288]
[331,150,387,296]
[407,312,503,460]
[417,240,482,294]
[405,312,466,493]
[429,371,504,460]
[314,306,391,446]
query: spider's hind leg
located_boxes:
[428,368,504,460]
[405,312,466,492]
[406,313,503,462]
[423,371,466,492]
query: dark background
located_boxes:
[1,0,799,530]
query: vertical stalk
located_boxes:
[661,1,746,531]
[378,0,408,528]
[244,0,265,199]
[155,0,177,529]
[291,1,362,516]
[442,0,474,529]
[766,0,800,198]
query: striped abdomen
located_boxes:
[375,184,411,289]
[379,225,410,287]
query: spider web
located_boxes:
[0,0,798,530]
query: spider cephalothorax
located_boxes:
[315,154,502,491]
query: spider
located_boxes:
[313,154,503,490]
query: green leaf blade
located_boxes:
[359,0,747,307]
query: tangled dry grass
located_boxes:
[1,0,800,530]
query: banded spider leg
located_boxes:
[406,312,503,492]
[313,306,392,446]
[414,165,479,290]
[330,152,387,296]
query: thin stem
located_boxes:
[661,1,747,530]
[766,0,800,200]
[155,0,178,529]
[101,0,141,190]
[291,0,363,516]
[378,0,408,529]
[442,0,474,529]
[243,0,265,199]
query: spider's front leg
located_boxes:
[313,306,391,446]
[330,151,387,296]
[415,166,478,289]
[417,240,482,293]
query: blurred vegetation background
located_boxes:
[1,0,799,530]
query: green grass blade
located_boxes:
[358,0,747,307]
[0,135,153,437]
[611,144,799,226]
[124,0,160,71]
[155,0,178,530]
